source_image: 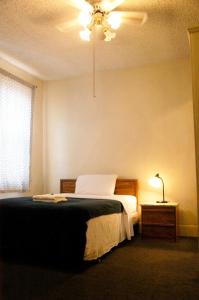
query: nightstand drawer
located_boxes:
[142,225,176,240]
[142,206,176,225]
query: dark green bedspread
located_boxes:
[0,197,123,263]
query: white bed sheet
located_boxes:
[62,193,138,260]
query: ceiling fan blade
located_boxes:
[30,1,87,26]
[101,0,124,12]
[115,11,148,26]
[68,0,93,12]
[56,19,80,33]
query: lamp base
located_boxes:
[156,200,168,203]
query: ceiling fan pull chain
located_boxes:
[92,29,96,98]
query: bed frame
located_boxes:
[60,178,138,199]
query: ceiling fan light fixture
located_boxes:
[107,12,121,30]
[79,11,92,26]
[104,29,116,42]
[78,2,119,42]
[80,28,91,41]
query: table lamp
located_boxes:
[150,173,168,203]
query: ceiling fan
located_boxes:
[56,0,147,98]
[58,0,148,42]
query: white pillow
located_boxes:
[75,174,118,196]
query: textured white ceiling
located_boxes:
[0,0,199,80]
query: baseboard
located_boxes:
[178,225,198,237]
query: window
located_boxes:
[0,70,33,192]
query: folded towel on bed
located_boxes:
[33,194,68,203]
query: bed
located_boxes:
[0,177,138,263]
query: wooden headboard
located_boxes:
[60,179,138,198]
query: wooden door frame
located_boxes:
[188,27,199,246]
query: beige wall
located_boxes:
[44,59,197,236]
[189,28,199,238]
[0,58,44,198]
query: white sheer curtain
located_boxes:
[0,71,33,192]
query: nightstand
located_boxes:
[140,202,178,241]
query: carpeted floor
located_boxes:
[0,237,199,300]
